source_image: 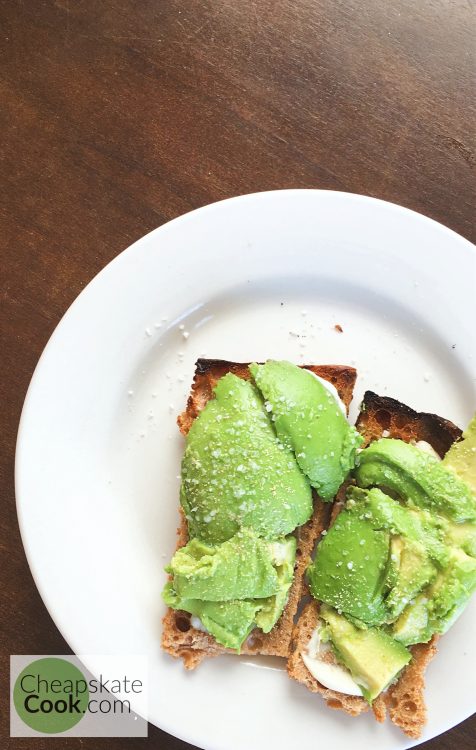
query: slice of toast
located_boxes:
[287,390,462,738]
[162,359,357,669]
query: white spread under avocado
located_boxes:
[305,371,346,416]
[414,440,441,461]
[269,541,290,566]
[301,623,363,696]
[191,616,209,633]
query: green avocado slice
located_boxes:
[384,537,437,620]
[181,373,312,544]
[355,438,476,522]
[320,605,411,702]
[347,486,448,566]
[163,535,297,650]
[249,360,362,501]
[442,415,476,555]
[308,507,390,626]
[445,521,476,558]
[309,426,476,653]
[443,414,476,498]
[167,528,282,601]
[427,547,476,632]
[392,548,476,645]
[163,582,259,651]
[255,536,296,632]
[309,487,450,628]
[392,593,431,646]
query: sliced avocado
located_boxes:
[384,537,437,620]
[167,528,281,602]
[163,535,297,648]
[311,487,476,632]
[250,360,362,501]
[255,536,296,632]
[181,372,312,543]
[445,521,476,558]
[197,601,257,651]
[427,547,476,633]
[320,605,411,702]
[392,593,432,646]
[393,548,476,644]
[443,414,476,498]
[346,486,448,566]
[308,507,390,626]
[384,536,403,593]
[162,582,259,651]
[355,438,476,522]
[307,428,476,650]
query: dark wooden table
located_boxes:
[1,1,475,748]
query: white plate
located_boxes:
[16,190,476,749]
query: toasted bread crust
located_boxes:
[355,391,461,455]
[177,359,357,436]
[386,636,439,738]
[162,359,357,668]
[287,390,462,737]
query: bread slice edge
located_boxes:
[161,360,357,668]
[287,390,462,738]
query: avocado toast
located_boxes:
[288,391,475,738]
[161,359,359,668]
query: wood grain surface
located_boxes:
[1,1,475,748]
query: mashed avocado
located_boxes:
[307,419,476,700]
[250,360,362,500]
